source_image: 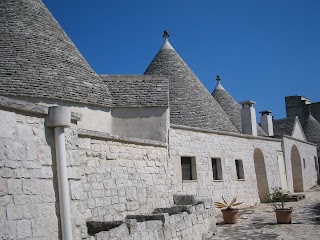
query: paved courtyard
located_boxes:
[211,187,320,240]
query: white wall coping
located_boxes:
[0,95,82,121]
[283,135,317,146]
[78,128,167,148]
[170,124,282,142]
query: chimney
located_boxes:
[259,110,274,136]
[285,96,311,124]
[240,100,257,136]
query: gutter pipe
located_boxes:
[48,106,73,240]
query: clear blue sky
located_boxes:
[43,0,320,119]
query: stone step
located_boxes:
[287,194,306,202]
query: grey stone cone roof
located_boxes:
[0,0,112,107]
[303,114,320,149]
[212,87,243,132]
[212,83,267,136]
[144,37,239,133]
[273,117,296,138]
[100,75,169,107]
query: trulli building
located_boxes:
[0,0,319,239]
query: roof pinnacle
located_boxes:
[214,74,225,90]
[160,30,174,50]
[163,30,170,39]
[216,75,221,84]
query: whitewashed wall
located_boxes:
[169,126,283,208]
[282,136,318,193]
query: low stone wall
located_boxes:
[90,200,216,240]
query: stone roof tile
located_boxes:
[100,75,169,107]
[273,117,296,138]
[144,36,239,133]
[303,114,320,149]
[0,0,112,107]
[212,82,267,136]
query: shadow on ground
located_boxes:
[310,202,320,224]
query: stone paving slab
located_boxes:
[211,187,320,240]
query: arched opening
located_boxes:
[291,145,304,192]
[253,149,269,202]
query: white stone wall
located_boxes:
[1,98,317,240]
[282,137,318,193]
[169,127,283,207]
[75,136,174,224]
[0,109,59,239]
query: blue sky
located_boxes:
[43,0,320,119]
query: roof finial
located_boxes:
[216,75,221,84]
[163,30,170,39]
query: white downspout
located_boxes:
[48,106,73,240]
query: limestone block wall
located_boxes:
[0,97,176,240]
[169,126,283,207]
[282,136,318,193]
[75,131,174,224]
[0,108,59,239]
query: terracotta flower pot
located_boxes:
[275,209,292,224]
[221,208,239,224]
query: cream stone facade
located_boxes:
[0,1,319,239]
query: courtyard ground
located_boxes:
[211,187,320,240]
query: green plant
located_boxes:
[214,197,243,210]
[268,187,292,210]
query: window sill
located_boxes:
[237,179,245,181]
[182,180,198,183]
[213,180,223,182]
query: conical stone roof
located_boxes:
[0,0,112,107]
[303,114,320,149]
[212,76,243,132]
[144,33,239,133]
[212,77,267,136]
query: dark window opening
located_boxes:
[235,159,245,180]
[212,158,223,180]
[181,157,197,181]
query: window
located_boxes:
[235,160,245,180]
[303,158,306,169]
[211,158,223,180]
[314,157,318,171]
[181,157,197,180]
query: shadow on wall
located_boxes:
[44,116,62,240]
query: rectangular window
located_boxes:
[211,158,223,180]
[235,159,245,180]
[315,157,318,171]
[181,157,197,181]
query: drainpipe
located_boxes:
[48,106,73,240]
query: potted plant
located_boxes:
[214,197,242,224]
[268,187,292,224]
